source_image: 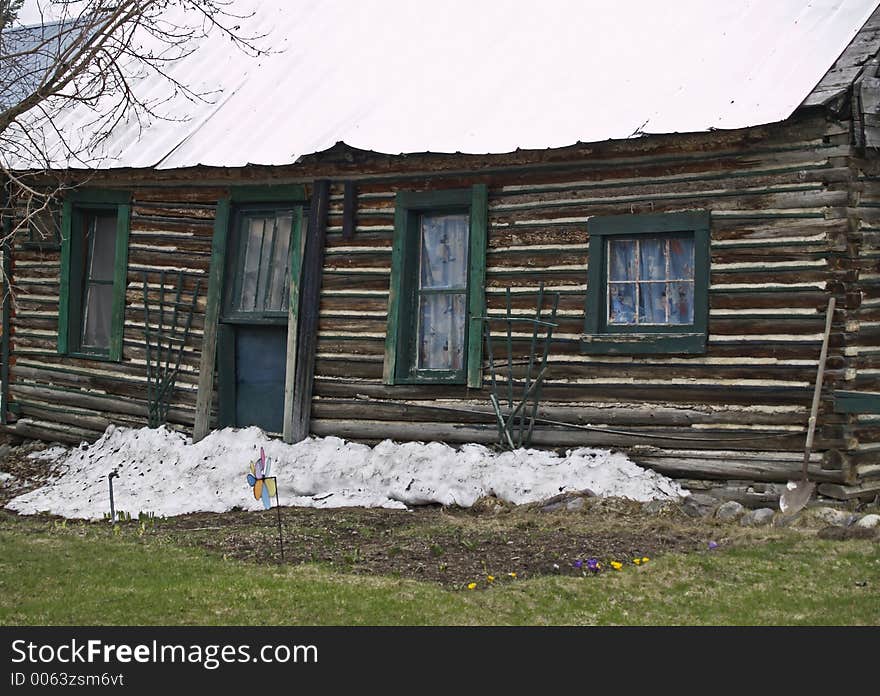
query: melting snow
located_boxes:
[26,446,68,462]
[6,425,687,520]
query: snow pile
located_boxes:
[6,425,686,519]
[27,446,68,462]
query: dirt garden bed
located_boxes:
[0,498,803,588]
[1,437,876,589]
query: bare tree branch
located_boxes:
[0,0,268,280]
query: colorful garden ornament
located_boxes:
[247,447,277,510]
[245,447,284,561]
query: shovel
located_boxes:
[780,296,836,515]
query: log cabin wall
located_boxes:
[3,109,874,499]
[838,147,880,498]
[308,111,864,494]
[6,188,221,442]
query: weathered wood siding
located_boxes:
[828,148,880,499]
[308,112,863,489]
[7,188,218,442]
[4,110,873,498]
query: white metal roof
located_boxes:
[9,0,880,170]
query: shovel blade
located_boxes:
[779,480,816,515]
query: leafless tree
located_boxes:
[0,0,265,249]
[0,2,25,30]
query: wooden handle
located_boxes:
[803,296,835,478]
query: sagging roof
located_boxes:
[6,0,880,170]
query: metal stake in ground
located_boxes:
[273,478,284,562]
[107,470,119,523]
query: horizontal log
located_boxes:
[131,203,216,220]
[677,480,787,508]
[128,235,215,254]
[489,226,588,248]
[322,253,393,270]
[857,463,880,479]
[491,168,844,209]
[10,383,194,423]
[127,249,211,269]
[313,377,826,407]
[311,396,823,427]
[6,418,101,445]
[817,480,880,500]
[309,418,835,454]
[325,231,393,248]
[637,456,851,484]
[17,401,118,432]
[10,361,199,397]
[132,187,227,204]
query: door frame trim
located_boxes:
[193,185,306,442]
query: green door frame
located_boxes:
[193,184,307,442]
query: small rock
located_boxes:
[740,508,776,527]
[806,506,855,528]
[682,493,719,518]
[539,490,593,513]
[855,514,880,530]
[715,501,745,522]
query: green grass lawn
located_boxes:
[1,523,878,625]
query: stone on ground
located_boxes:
[715,500,746,522]
[740,507,776,527]
[682,493,718,518]
[855,514,880,529]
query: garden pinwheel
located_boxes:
[245,447,285,561]
[247,447,276,510]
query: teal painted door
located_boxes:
[234,325,287,434]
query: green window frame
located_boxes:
[384,185,488,387]
[222,203,304,323]
[581,210,710,355]
[58,189,131,361]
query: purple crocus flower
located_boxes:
[573,559,583,569]
[708,541,719,550]
[586,558,600,572]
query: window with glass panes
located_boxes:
[58,191,131,361]
[78,211,118,350]
[606,235,695,326]
[416,212,469,372]
[384,186,488,386]
[225,207,297,318]
[582,211,709,355]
